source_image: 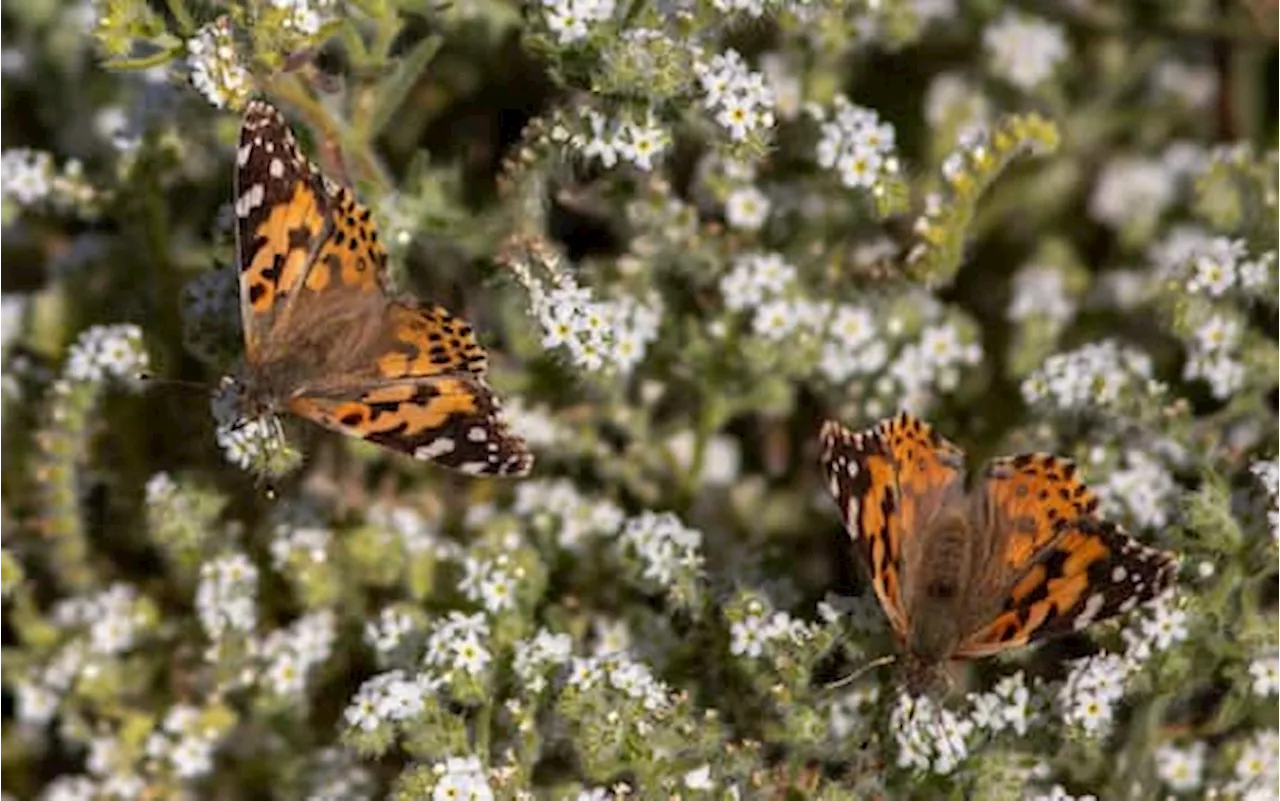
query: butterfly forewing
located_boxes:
[235,101,330,360]
[820,414,965,637]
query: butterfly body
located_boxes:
[820,413,1177,695]
[230,100,532,476]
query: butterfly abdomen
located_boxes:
[905,514,974,662]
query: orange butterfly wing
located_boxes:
[955,454,1177,657]
[819,412,966,638]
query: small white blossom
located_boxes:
[719,252,797,311]
[64,324,149,384]
[1089,156,1177,232]
[1008,264,1075,324]
[187,19,252,109]
[695,50,776,143]
[196,553,259,641]
[542,0,615,44]
[618,511,704,590]
[983,13,1069,91]
[432,756,493,801]
[724,185,771,231]
[2,148,53,205]
[890,692,974,775]
[1155,741,1207,794]
[812,97,898,191]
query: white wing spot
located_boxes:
[1118,596,1139,613]
[846,461,859,477]
[235,184,265,218]
[458,461,488,475]
[467,426,488,443]
[237,144,253,167]
[1073,593,1106,630]
[269,158,285,178]
[845,497,860,536]
[414,438,456,461]
[1111,566,1127,582]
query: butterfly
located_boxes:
[819,412,1177,693]
[231,100,532,476]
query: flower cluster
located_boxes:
[694,50,776,146]
[541,0,615,45]
[365,605,422,664]
[728,598,816,660]
[520,264,662,375]
[52,583,152,656]
[1054,653,1135,737]
[143,704,232,780]
[1156,741,1208,794]
[513,629,574,694]
[1176,236,1275,299]
[889,692,974,775]
[983,13,1069,91]
[429,756,494,801]
[459,551,524,615]
[1,148,99,215]
[344,669,438,733]
[1182,311,1247,399]
[63,324,149,384]
[811,96,899,191]
[1088,155,1178,236]
[565,652,673,713]
[1095,448,1180,530]
[1251,458,1279,543]
[966,672,1039,739]
[571,108,671,171]
[1007,262,1077,326]
[187,18,252,109]
[617,511,705,603]
[422,611,493,685]
[195,552,259,641]
[268,0,336,36]
[513,479,625,550]
[258,610,337,698]
[1021,339,1160,415]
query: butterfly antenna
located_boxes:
[824,654,897,693]
[136,372,210,393]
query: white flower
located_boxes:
[720,252,797,311]
[724,185,771,231]
[2,148,53,205]
[695,50,776,142]
[730,614,769,658]
[889,692,974,775]
[1096,449,1178,530]
[542,0,615,44]
[195,553,259,640]
[618,511,704,590]
[983,13,1069,91]
[17,681,59,725]
[683,765,714,790]
[614,112,670,171]
[423,612,492,679]
[813,98,898,191]
[1227,730,1279,799]
[1155,741,1207,793]
[432,756,493,801]
[1186,237,1246,296]
[1089,156,1177,231]
[1249,658,1279,696]
[187,20,252,109]
[1008,264,1075,324]
[64,324,149,384]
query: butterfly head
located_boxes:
[901,652,955,698]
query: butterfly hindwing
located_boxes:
[289,374,532,476]
[955,518,1177,658]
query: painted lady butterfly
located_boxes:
[232,100,532,476]
[819,412,1177,692]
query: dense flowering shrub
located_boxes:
[2,0,1277,798]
